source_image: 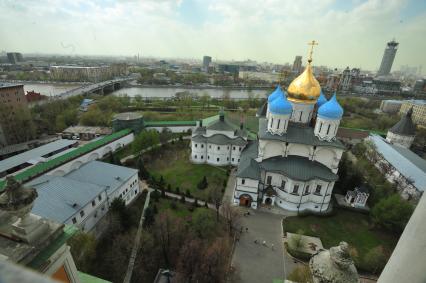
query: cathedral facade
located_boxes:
[233,52,345,213]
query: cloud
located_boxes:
[0,0,424,72]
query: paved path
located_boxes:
[231,210,298,283]
[123,186,153,283]
[223,169,236,205]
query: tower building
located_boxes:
[292,56,302,73]
[377,40,399,76]
[386,108,416,148]
[233,41,345,213]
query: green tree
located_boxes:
[137,157,150,180]
[197,176,208,190]
[372,194,414,232]
[159,127,173,144]
[132,130,160,154]
[68,232,97,272]
[363,246,387,274]
[191,209,215,239]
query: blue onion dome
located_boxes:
[318,93,343,119]
[269,91,292,115]
[317,90,327,107]
[268,85,284,102]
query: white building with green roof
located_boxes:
[191,109,248,166]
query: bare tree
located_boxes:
[221,202,242,236]
[210,188,222,222]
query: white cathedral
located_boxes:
[191,46,345,213]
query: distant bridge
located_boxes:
[57,77,134,99]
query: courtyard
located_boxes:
[143,140,229,201]
[231,210,299,283]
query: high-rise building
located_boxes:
[6,52,24,64]
[377,40,399,76]
[202,56,212,72]
[292,56,302,73]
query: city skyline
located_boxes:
[1,0,426,74]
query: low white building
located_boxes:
[29,161,140,232]
[368,135,425,201]
[191,110,248,166]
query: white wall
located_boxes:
[289,102,314,124]
[191,140,244,166]
[386,131,415,148]
[206,129,235,138]
[314,116,341,141]
[47,133,134,176]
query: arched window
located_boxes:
[277,119,281,129]
[327,124,331,135]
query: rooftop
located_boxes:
[0,83,23,89]
[0,139,77,174]
[65,160,138,195]
[369,135,426,191]
[28,175,106,223]
[0,129,132,191]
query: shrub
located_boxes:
[176,187,180,195]
[197,176,208,190]
[363,246,387,274]
[180,195,186,203]
[372,194,414,233]
[170,200,177,210]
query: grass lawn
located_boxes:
[154,197,210,218]
[283,209,399,272]
[144,141,229,201]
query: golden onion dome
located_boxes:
[287,62,321,104]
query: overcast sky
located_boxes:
[0,0,425,73]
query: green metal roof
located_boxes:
[0,129,132,191]
[202,114,219,127]
[144,120,196,126]
[78,272,112,283]
[27,225,78,270]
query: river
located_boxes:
[20,83,269,99]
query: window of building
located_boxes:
[208,156,210,160]
[227,157,229,161]
[242,179,245,185]
[217,158,219,162]
[80,210,85,217]
[217,146,220,150]
[98,195,102,201]
[201,155,203,159]
[299,112,303,121]
[304,185,310,195]
[238,158,240,162]
[267,176,272,185]
[315,185,322,195]
[233,146,236,150]
[327,124,331,135]
[277,119,281,129]
[92,200,96,207]
[201,144,204,148]
[227,146,229,150]
[209,145,211,149]
[239,147,242,152]
[292,185,299,194]
[195,143,198,148]
[281,180,286,189]
[232,158,234,162]
[72,217,77,224]
[194,155,197,159]
[319,122,323,132]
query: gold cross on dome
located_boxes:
[307,40,318,63]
